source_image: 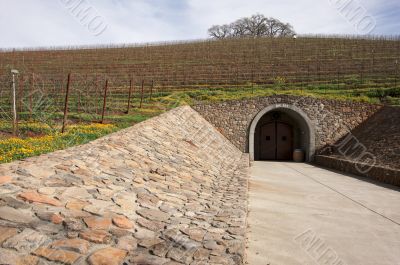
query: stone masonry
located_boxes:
[193,95,382,154]
[316,106,400,186]
[0,106,249,265]
[193,95,400,186]
[326,106,400,170]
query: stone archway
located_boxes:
[249,104,315,162]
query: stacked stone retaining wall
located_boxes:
[0,106,249,265]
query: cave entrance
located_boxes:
[249,105,315,162]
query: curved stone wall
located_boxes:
[193,95,382,157]
[248,104,316,161]
[193,96,400,186]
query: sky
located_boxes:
[0,0,399,49]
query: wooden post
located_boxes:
[337,70,340,90]
[150,80,154,101]
[139,80,144,108]
[126,79,133,114]
[236,60,239,89]
[251,39,255,92]
[77,90,81,114]
[395,60,398,88]
[95,74,99,114]
[11,72,18,136]
[101,79,108,124]
[334,52,339,90]
[61,73,71,133]
[29,73,34,119]
[18,75,24,113]
[360,63,364,85]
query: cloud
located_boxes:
[0,0,398,49]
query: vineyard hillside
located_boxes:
[1,36,399,89]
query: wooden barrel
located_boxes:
[293,149,305,162]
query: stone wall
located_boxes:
[192,95,382,155]
[324,106,400,170]
[0,106,249,265]
[193,96,400,186]
[314,106,400,186]
[315,155,400,187]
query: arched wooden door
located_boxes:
[259,122,293,160]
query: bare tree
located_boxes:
[208,24,232,39]
[208,14,296,39]
[278,23,295,37]
[230,18,248,37]
[244,14,268,37]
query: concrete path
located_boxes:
[247,162,400,265]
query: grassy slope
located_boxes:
[0,84,399,163]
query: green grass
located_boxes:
[164,85,399,105]
[0,123,117,163]
[0,84,399,163]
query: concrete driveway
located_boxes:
[247,162,400,265]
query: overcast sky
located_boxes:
[0,0,399,49]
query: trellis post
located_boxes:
[140,80,144,108]
[126,79,133,113]
[100,79,108,124]
[11,70,19,136]
[61,73,71,133]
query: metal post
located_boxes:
[126,79,133,114]
[61,73,71,133]
[11,70,19,136]
[101,79,108,124]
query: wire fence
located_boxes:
[0,73,159,123]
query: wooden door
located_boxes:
[259,122,276,160]
[276,122,293,160]
[259,121,293,160]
